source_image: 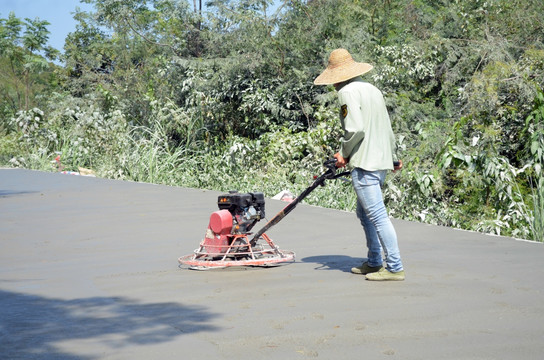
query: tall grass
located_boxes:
[531,178,544,242]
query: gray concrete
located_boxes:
[1,168,543,359]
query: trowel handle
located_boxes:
[324,158,338,170]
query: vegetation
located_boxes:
[1,0,543,241]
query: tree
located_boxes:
[0,12,58,115]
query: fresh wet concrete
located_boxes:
[1,169,543,359]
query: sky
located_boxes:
[1,0,283,55]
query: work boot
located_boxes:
[351,262,383,275]
[365,268,405,281]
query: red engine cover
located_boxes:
[202,210,233,254]
[209,210,233,234]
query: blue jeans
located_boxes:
[351,168,403,272]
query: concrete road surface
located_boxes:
[1,169,543,359]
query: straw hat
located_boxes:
[314,48,373,85]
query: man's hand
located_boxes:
[393,160,403,173]
[334,152,347,168]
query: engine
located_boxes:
[201,191,266,255]
[217,190,265,233]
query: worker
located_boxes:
[314,48,405,281]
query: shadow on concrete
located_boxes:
[300,255,364,273]
[0,190,39,197]
[0,289,220,359]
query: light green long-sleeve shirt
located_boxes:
[337,77,396,171]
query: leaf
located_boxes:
[526,114,534,127]
[531,141,538,155]
[443,155,452,168]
